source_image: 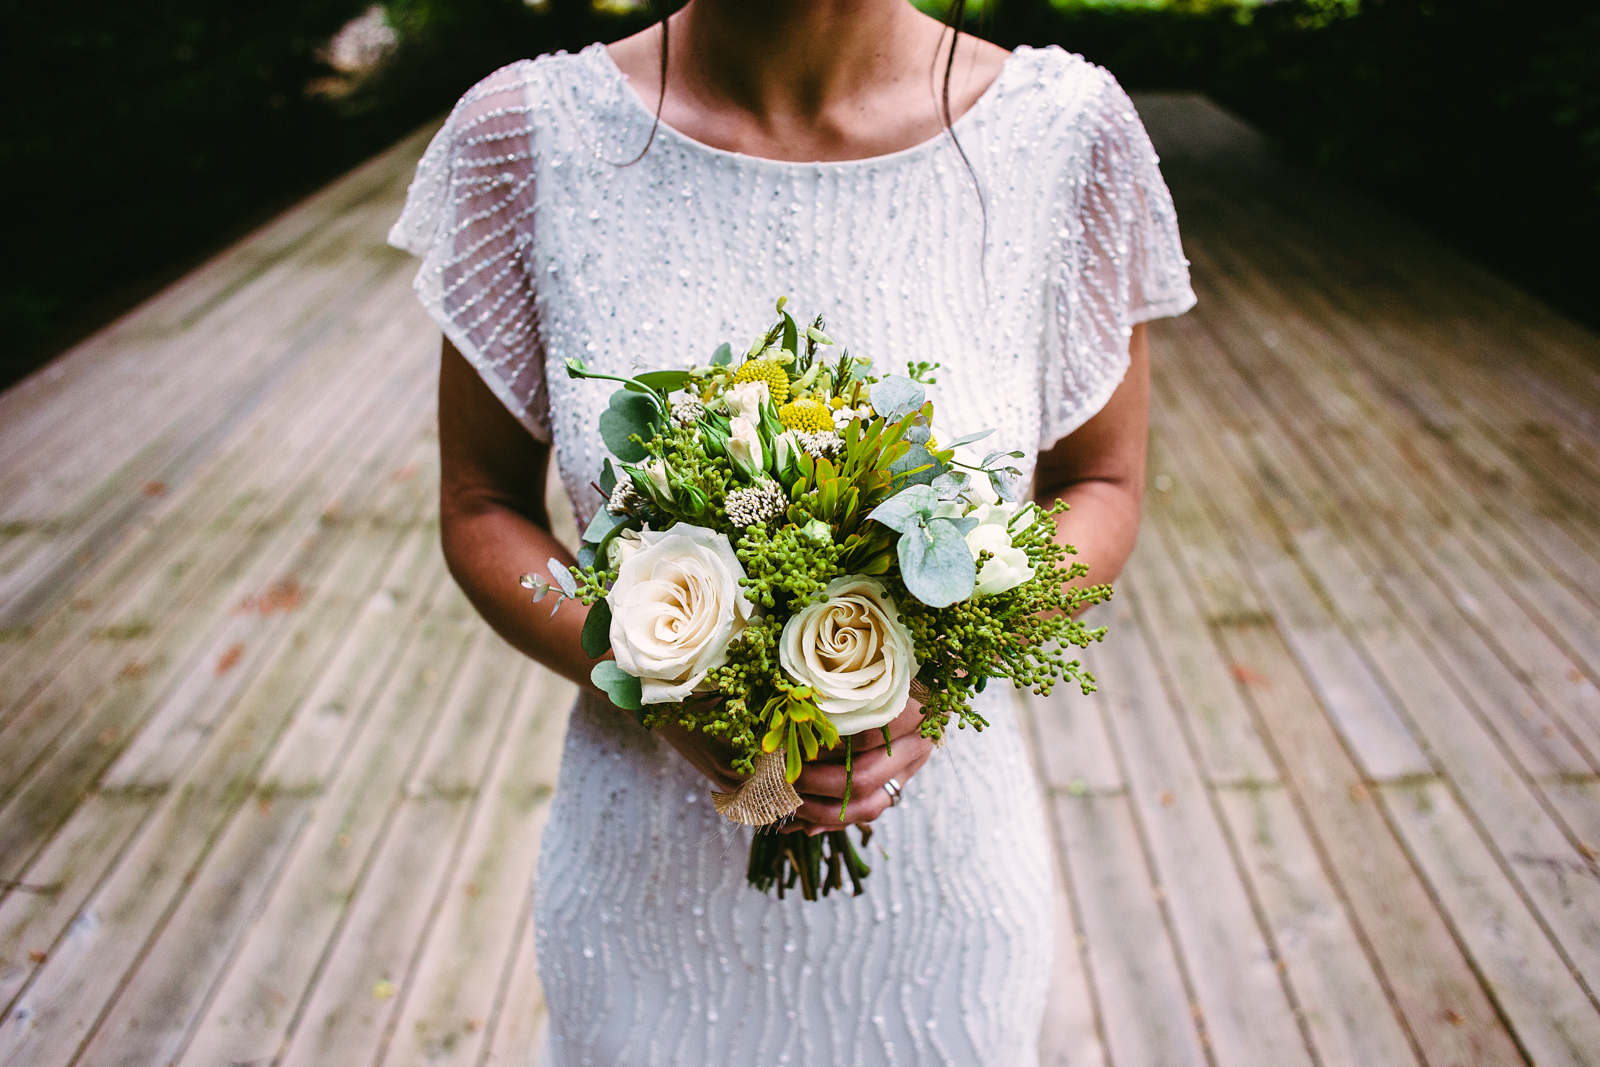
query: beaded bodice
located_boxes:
[389,43,1193,531]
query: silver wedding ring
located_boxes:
[883,778,903,807]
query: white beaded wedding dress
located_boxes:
[390,41,1193,1067]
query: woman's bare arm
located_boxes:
[438,340,600,692]
[1034,323,1150,594]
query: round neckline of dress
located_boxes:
[589,42,1030,171]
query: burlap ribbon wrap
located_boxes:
[712,749,802,826]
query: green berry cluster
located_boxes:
[734,523,845,611]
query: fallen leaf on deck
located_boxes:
[215,642,245,676]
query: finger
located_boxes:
[794,738,932,798]
[792,786,892,831]
[844,703,924,754]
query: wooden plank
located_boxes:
[67,531,447,1067]
[0,265,425,689]
[0,286,431,777]
[1120,537,1279,788]
[0,233,404,603]
[0,125,433,474]
[0,375,436,882]
[1141,427,1526,1064]
[1154,321,1600,1000]
[1182,242,1600,687]
[1093,595,1315,1067]
[1233,335,1600,772]
[0,433,438,1064]
[1155,348,1600,1018]
[1383,781,1600,1066]
[478,897,548,1067]
[380,665,572,1067]
[1052,792,1210,1067]
[274,625,533,1067]
[1014,690,1110,1067]
[172,577,480,1067]
[1143,429,1429,785]
[1027,626,1124,795]
[1216,784,1421,1067]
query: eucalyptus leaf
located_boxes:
[591,660,643,712]
[577,543,598,569]
[945,515,980,537]
[981,450,1026,468]
[582,507,623,544]
[897,520,977,608]
[548,558,578,598]
[990,471,1018,503]
[931,471,971,500]
[868,376,926,421]
[867,484,937,533]
[947,428,996,449]
[711,342,733,367]
[599,390,659,462]
[599,458,618,496]
[905,423,932,445]
[581,599,612,659]
[890,443,944,486]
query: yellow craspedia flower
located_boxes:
[732,359,791,405]
[778,398,834,433]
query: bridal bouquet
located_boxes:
[526,298,1109,900]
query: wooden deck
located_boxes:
[1,93,1597,1067]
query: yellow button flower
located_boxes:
[731,359,790,405]
[778,398,834,433]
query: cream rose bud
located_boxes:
[725,380,769,422]
[606,527,642,571]
[772,430,799,472]
[779,576,916,735]
[966,522,1035,596]
[728,416,763,472]
[608,524,753,704]
[641,459,673,501]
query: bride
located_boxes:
[390,1,1193,1062]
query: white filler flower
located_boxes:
[779,576,916,735]
[965,502,1036,596]
[608,525,753,703]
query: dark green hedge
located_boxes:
[4,0,1596,389]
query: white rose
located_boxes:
[779,576,916,735]
[608,524,753,703]
[728,415,764,472]
[966,516,1035,596]
[725,380,769,422]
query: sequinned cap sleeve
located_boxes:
[1040,70,1195,449]
[388,61,550,441]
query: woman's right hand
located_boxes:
[654,721,746,794]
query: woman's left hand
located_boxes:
[790,701,933,834]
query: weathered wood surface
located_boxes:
[1,91,1598,1067]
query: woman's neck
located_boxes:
[607,0,1008,163]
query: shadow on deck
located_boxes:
[1,95,1598,1067]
